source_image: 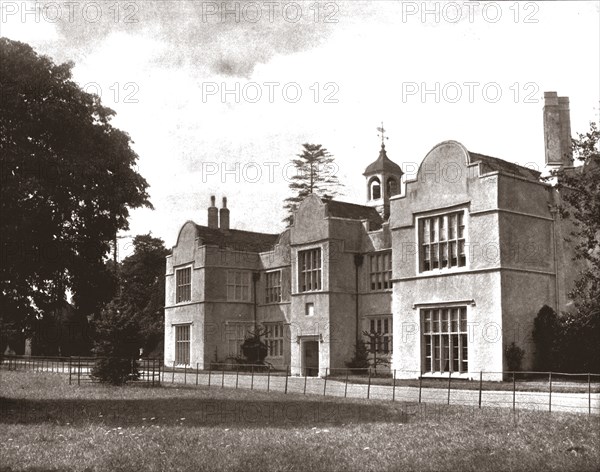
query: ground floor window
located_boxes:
[264,323,284,358]
[422,307,468,373]
[226,322,252,357]
[175,324,191,366]
[365,316,393,354]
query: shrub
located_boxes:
[505,342,525,372]
[346,341,370,374]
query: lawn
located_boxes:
[0,371,598,472]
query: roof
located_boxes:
[469,152,541,181]
[325,199,383,229]
[194,225,279,253]
[363,144,404,176]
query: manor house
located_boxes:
[164,92,578,380]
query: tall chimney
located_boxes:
[544,91,573,168]
[558,97,573,167]
[207,195,218,229]
[219,196,230,231]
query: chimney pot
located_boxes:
[219,196,230,231]
[207,195,218,228]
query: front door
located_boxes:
[303,340,319,377]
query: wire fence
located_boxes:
[2,355,599,415]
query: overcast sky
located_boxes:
[2,1,599,256]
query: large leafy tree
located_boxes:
[0,38,151,352]
[283,143,343,225]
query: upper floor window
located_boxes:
[298,248,322,292]
[265,270,282,304]
[175,267,191,303]
[369,252,392,291]
[227,270,251,301]
[419,211,466,272]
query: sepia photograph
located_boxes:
[1,1,599,471]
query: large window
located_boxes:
[419,211,466,272]
[365,316,392,354]
[227,270,251,301]
[176,267,191,303]
[298,248,322,292]
[264,323,284,358]
[369,252,392,291]
[175,324,191,366]
[422,307,468,374]
[265,270,282,304]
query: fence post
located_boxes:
[284,365,289,394]
[69,357,72,385]
[198,363,202,387]
[151,359,155,387]
[251,365,255,390]
[367,368,371,400]
[267,365,271,392]
[512,371,516,412]
[447,371,451,405]
[172,361,175,384]
[235,365,239,389]
[392,370,396,401]
[303,370,307,395]
[222,365,225,388]
[589,373,592,416]
[549,372,552,413]
[77,357,81,386]
[344,370,349,398]
[418,375,422,404]
[478,371,483,408]
[184,364,187,385]
[323,368,328,396]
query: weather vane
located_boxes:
[377,122,389,146]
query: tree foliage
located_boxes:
[118,234,169,355]
[283,143,343,225]
[0,38,151,349]
[90,298,141,385]
[544,121,600,373]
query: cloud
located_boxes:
[39,0,338,78]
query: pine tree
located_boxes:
[283,143,343,225]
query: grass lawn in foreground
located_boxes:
[0,371,598,472]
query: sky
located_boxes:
[2,0,599,257]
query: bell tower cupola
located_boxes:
[363,123,403,220]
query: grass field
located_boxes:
[1,371,599,472]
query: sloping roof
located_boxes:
[469,152,541,181]
[364,144,404,176]
[325,199,383,229]
[194,225,279,253]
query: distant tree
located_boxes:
[0,38,151,348]
[283,143,343,225]
[118,235,169,355]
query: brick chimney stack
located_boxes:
[543,91,573,168]
[207,195,218,229]
[219,196,230,231]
